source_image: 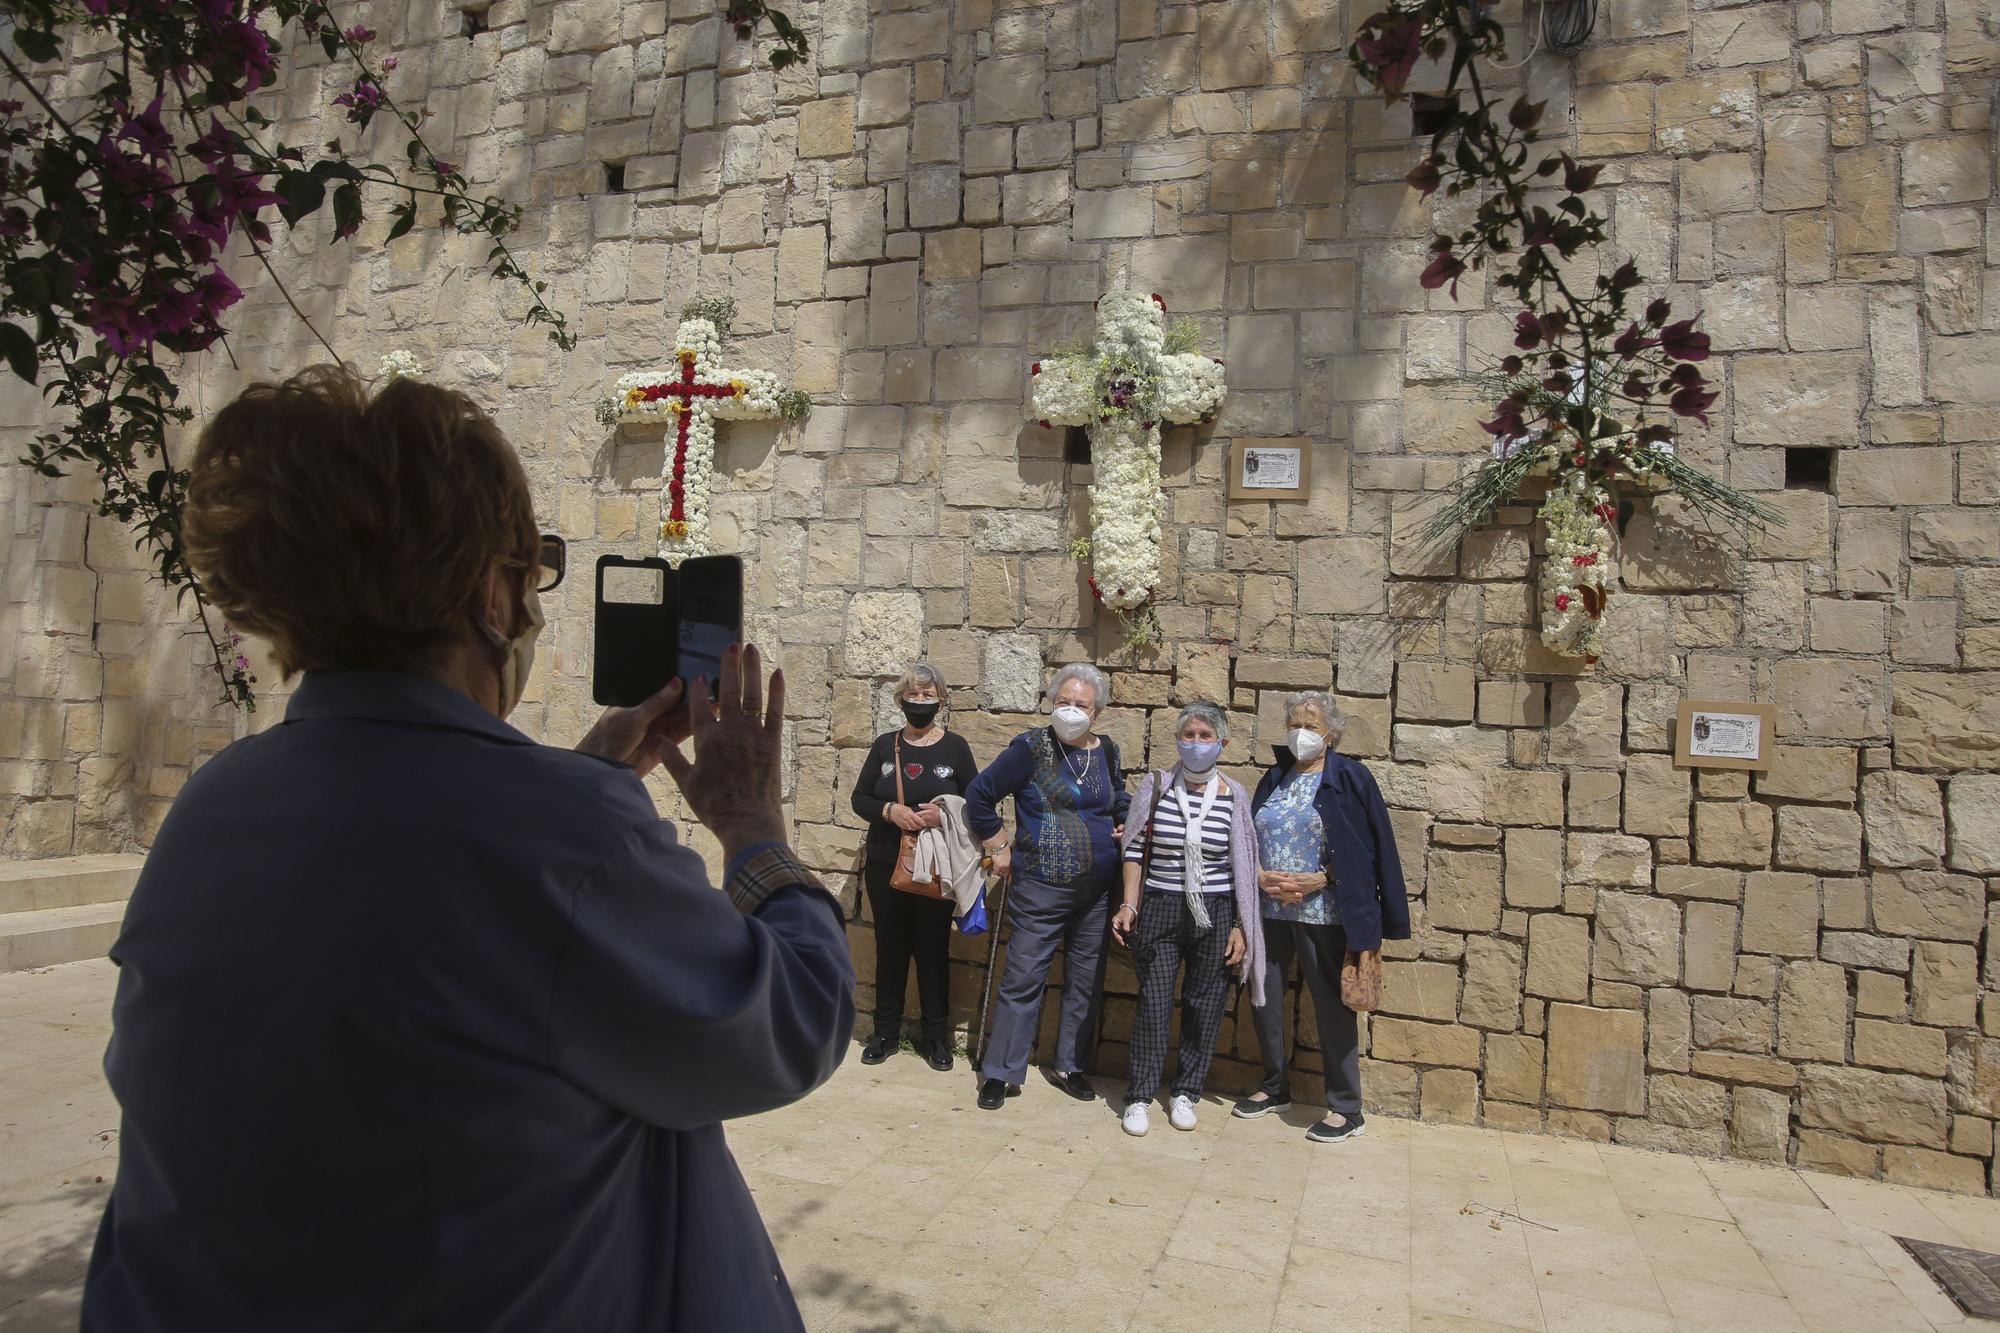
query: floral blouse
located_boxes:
[1253,768,1335,925]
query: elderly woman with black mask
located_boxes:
[850,663,978,1071]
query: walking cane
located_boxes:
[970,866,1010,1070]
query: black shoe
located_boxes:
[922,1040,954,1073]
[860,1035,895,1065]
[1231,1092,1292,1120]
[1045,1068,1096,1102]
[1306,1112,1365,1143]
[977,1077,1009,1110]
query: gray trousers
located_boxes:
[1249,919,1361,1114]
[979,874,1112,1085]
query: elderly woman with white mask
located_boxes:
[965,663,1130,1112]
[1111,701,1264,1136]
[1236,691,1409,1143]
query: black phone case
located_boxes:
[593,555,679,707]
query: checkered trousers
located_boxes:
[1123,889,1238,1104]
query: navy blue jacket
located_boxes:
[1251,751,1411,953]
[83,672,853,1332]
[965,728,1131,888]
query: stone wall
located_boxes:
[3,0,1999,1191]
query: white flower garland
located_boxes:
[1539,482,1614,660]
[376,349,426,381]
[1030,289,1226,627]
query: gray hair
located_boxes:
[892,662,948,704]
[1176,700,1229,740]
[1283,690,1347,744]
[1045,662,1110,711]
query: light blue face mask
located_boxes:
[1178,739,1223,773]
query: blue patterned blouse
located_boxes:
[1253,768,1336,924]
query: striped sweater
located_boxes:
[1118,765,1266,1006]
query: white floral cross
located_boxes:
[596,298,808,565]
[1029,290,1226,628]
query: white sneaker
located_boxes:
[1168,1095,1198,1131]
[1122,1101,1151,1136]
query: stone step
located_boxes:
[0,854,145,916]
[0,901,127,972]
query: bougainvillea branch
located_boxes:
[1349,3,1779,660]
[0,3,805,709]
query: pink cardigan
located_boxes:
[1118,766,1266,1007]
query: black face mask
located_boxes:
[901,700,941,728]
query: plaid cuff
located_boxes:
[724,843,829,916]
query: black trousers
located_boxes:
[1124,892,1237,1104]
[1250,919,1361,1114]
[864,858,954,1044]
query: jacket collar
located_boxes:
[1269,747,1339,789]
[282,671,536,747]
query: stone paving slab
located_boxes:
[6,959,2000,1332]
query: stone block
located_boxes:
[1656,865,1744,902]
[1777,660,1889,742]
[1546,1003,1646,1115]
[1757,745,1857,803]
[1395,662,1475,723]
[1853,1018,1949,1076]
[1567,833,1653,887]
[1683,902,1739,992]
[1949,1037,2000,1118]
[1857,971,1907,1017]
[1862,770,1945,868]
[1873,869,1985,942]
[1694,802,1774,868]
[1651,1074,1729,1131]
[1649,988,1693,1073]
[1359,1058,1418,1116]
[1623,753,1691,839]
[1370,1017,1482,1069]
[980,634,1044,712]
[1506,829,1563,909]
[1485,1033,1544,1103]
[1694,995,1774,1053]
[1569,771,1623,830]
[1548,681,1625,765]
[1420,1068,1480,1125]
[1777,960,1848,1061]
[797,96,856,158]
[1381,960,1459,1022]
[1461,937,1523,1032]
[1796,1130,1880,1178]
[1740,871,1818,956]
[1883,1146,1988,1194]
[1528,913,1591,1002]
[1902,137,1992,207]
[1947,774,2000,874]
[1733,353,1862,445]
[1595,892,1682,986]
[1427,848,1504,932]
[1775,807,1863,874]
[1731,1086,1792,1162]
[1821,931,1912,972]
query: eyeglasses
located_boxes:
[537,534,567,592]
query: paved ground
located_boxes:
[6,960,2000,1332]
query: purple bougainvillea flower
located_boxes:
[1357,16,1424,100]
[1612,322,1656,357]
[1659,319,1710,362]
[1406,157,1442,198]
[1669,384,1718,424]
[1420,249,1466,296]
[195,269,242,318]
[1646,298,1672,325]
[1513,311,1542,349]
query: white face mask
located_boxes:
[479,582,544,717]
[1050,704,1093,743]
[1290,727,1328,763]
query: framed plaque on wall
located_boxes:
[1672,700,1776,770]
[1228,437,1312,502]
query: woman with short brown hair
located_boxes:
[85,366,853,1331]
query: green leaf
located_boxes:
[13,27,60,63]
[0,322,36,384]
[275,170,326,224]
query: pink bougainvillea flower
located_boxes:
[343,25,377,43]
[1512,311,1542,349]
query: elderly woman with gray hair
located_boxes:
[1110,700,1265,1136]
[1236,690,1409,1142]
[965,663,1130,1112]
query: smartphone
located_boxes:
[591,553,743,707]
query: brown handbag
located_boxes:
[1341,948,1382,1013]
[888,736,946,899]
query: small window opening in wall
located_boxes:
[605,162,627,194]
[1786,446,1833,490]
[1064,426,1090,466]
[461,6,490,38]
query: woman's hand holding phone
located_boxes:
[576,678,692,779]
[660,643,788,861]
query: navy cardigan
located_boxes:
[1250,750,1412,953]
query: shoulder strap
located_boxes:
[893,734,907,808]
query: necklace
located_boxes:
[1061,740,1096,793]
